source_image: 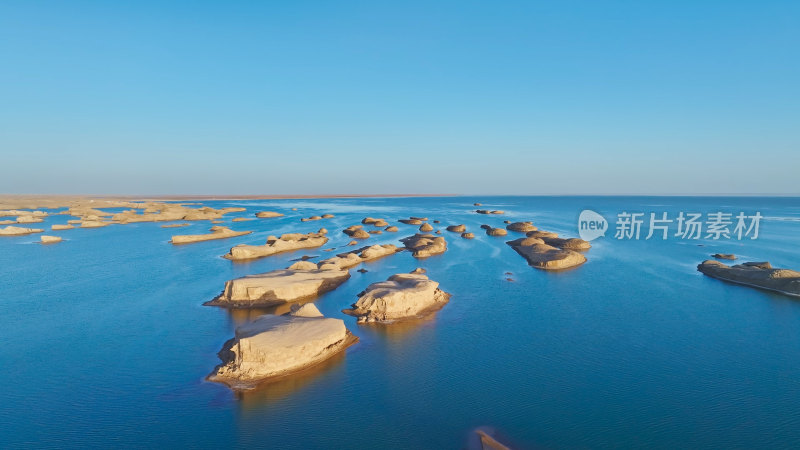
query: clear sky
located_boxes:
[1,1,798,195]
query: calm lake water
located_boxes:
[2,196,800,449]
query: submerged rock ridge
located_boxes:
[207,261,351,308]
[697,260,800,297]
[343,272,451,323]
[400,233,447,258]
[170,226,252,244]
[0,225,44,236]
[255,211,284,218]
[224,230,328,261]
[208,303,357,389]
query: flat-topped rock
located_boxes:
[301,215,323,222]
[446,224,466,233]
[256,211,284,218]
[40,235,62,244]
[232,217,253,222]
[317,244,400,270]
[506,222,537,232]
[0,225,44,236]
[362,217,388,227]
[171,226,252,244]
[343,273,450,323]
[507,238,587,270]
[343,225,370,239]
[208,303,357,389]
[712,253,737,260]
[476,210,504,215]
[398,218,423,225]
[321,214,335,219]
[400,233,447,258]
[51,224,74,230]
[698,260,800,297]
[80,220,110,228]
[225,230,328,261]
[208,262,351,308]
[161,223,189,228]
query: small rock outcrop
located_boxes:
[40,235,62,244]
[384,226,398,232]
[398,218,423,225]
[207,261,352,307]
[362,217,388,227]
[507,238,587,270]
[51,224,74,230]
[256,211,284,218]
[343,225,370,239]
[446,224,466,233]
[419,223,434,232]
[170,226,252,244]
[225,230,328,261]
[541,237,591,250]
[317,244,400,270]
[343,273,450,323]
[486,227,507,236]
[506,222,537,232]
[476,210,504,215]
[461,232,475,239]
[526,230,558,239]
[400,233,447,258]
[697,260,800,297]
[712,253,737,260]
[207,303,357,389]
[0,225,44,236]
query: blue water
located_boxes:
[2,196,800,449]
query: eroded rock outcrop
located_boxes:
[476,210,504,215]
[317,244,400,270]
[507,238,587,270]
[51,224,74,230]
[343,225,370,239]
[486,227,507,237]
[446,224,466,233]
[461,232,475,239]
[208,303,357,389]
[171,226,252,244]
[420,223,434,232]
[256,211,284,218]
[506,221,537,232]
[712,253,737,260]
[343,273,450,323]
[40,235,62,244]
[0,225,44,236]
[697,260,800,297]
[225,230,328,261]
[400,233,447,258]
[208,261,352,307]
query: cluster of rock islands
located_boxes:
[4,196,796,394]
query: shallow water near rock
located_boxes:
[2,196,800,448]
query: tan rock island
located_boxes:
[170,226,252,244]
[208,261,351,308]
[208,303,357,390]
[507,231,590,270]
[224,230,328,261]
[400,233,447,258]
[343,272,451,323]
[697,260,800,297]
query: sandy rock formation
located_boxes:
[301,215,323,222]
[232,217,253,222]
[225,230,328,261]
[362,217,388,227]
[384,226,398,232]
[171,226,252,244]
[446,224,466,233]
[207,262,351,307]
[322,214,335,219]
[400,233,447,258]
[40,235,62,244]
[507,238,587,270]
[0,225,44,236]
[51,224,74,230]
[399,218,423,225]
[343,225,370,239]
[506,222,537,232]
[541,237,591,250]
[207,303,357,389]
[80,220,110,228]
[697,260,800,297]
[343,273,450,323]
[712,253,737,260]
[317,244,400,270]
[476,210,504,215]
[461,232,475,239]
[526,230,559,239]
[420,223,434,232]
[486,227,507,236]
[256,211,284,218]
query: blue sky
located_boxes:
[1,1,798,195]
